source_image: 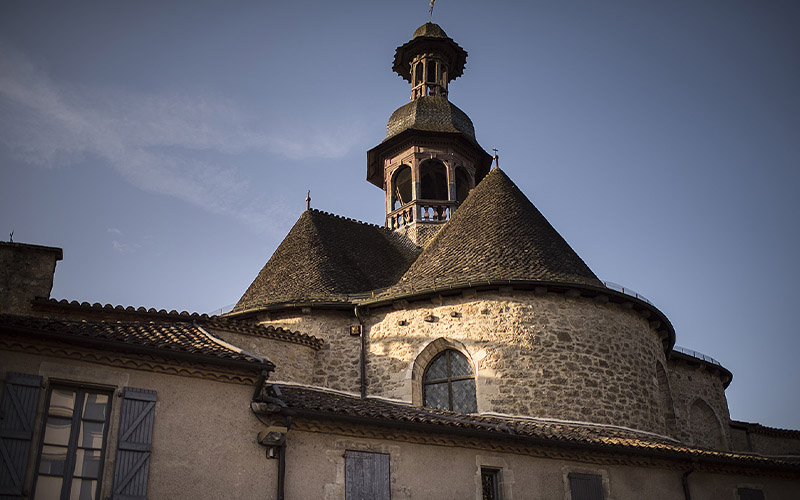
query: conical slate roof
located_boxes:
[234,210,420,311]
[393,168,602,292]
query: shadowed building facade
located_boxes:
[1,20,799,500]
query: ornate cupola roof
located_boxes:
[367,22,492,246]
[392,22,468,87]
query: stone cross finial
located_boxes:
[305,190,311,210]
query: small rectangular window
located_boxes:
[569,472,604,500]
[738,488,765,500]
[345,450,390,500]
[33,386,112,500]
[481,468,501,500]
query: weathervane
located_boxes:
[429,0,435,22]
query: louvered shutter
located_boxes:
[112,388,156,500]
[345,450,390,500]
[0,373,42,498]
[568,473,604,500]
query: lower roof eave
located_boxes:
[0,324,273,373]
[268,406,800,475]
[225,300,359,319]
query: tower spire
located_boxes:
[366,22,493,246]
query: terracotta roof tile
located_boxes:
[0,313,271,369]
[261,385,800,470]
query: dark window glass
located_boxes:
[569,473,604,500]
[738,488,765,500]
[33,386,112,500]
[423,350,477,413]
[420,160,448,200]
[481,468,501,500]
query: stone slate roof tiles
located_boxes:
[234,210,420,311]
[385,97,477,142]
[393,168,603,293]
[0,313,271,369]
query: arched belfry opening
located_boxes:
[420,160,447,200]
[392,165,412,210]
[366,22,493,246]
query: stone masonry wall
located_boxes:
[364,291,670,434]
[0,243,61,315]
[254,309,362,393]
[667,358,731,450]
[208,328,317,385]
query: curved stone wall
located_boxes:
[667,357,731,449]
[364,291,670,434]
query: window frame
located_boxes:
[31,383,114,500]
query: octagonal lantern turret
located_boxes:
[367,23,492,246]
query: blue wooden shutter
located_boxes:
[569,473,604,500]
[0,373,42,498]
[112,388,156,500]
[345,450,390,500]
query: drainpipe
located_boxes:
[277,416,292,500]
[354,304,366,399]
[681,462,695,500]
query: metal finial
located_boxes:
[8,230,13,243]
[429,0,435,21]
[305,190,311,210]
[492,149,499,169]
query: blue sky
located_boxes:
[1,1,798,429]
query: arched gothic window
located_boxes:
[392,165,412,210]
[423,350,477,413]
[419,160,448,200]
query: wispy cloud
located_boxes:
[111,240,137,254]
[107,228,122,235]
[0,43,361,230]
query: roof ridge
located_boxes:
[308,208,396,232]
[32,298,213,319]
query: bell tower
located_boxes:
[367,23,492,246]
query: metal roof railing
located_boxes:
[602,281,653,306]
[673,345,722,367]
